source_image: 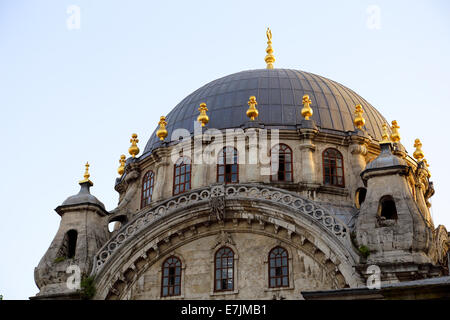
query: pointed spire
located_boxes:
[118,155,126,176]
[380,123,391,144]
[197,103,209,127]
[390,120,401,143]
[301,95,313,120]
[79,162,93,186]
[353,104,365,130]
[246,96,259,121]
[156,116,168,141]
[265,28,275,69]
[413,139,425,162]
[128,133,140,158]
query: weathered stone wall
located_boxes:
[126,232,344,300]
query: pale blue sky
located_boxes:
[1,0,449,299]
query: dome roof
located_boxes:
[144,68,387,155]
[60,183,105,210]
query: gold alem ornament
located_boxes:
[129,133,140,158]
[380,123,391,144]
[265,28,275,69]
[197,103,209,127]
[301,94,313,120]
[413,139,425,162]
[79,162,93,186]
[156,116,168,141]
[118,154,126,176]
[246,96,259,121]
[390,120,401,143]
[354,104,365,130]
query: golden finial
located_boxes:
[156,116,168,141]
[246,96,259,121]
[118,155,126,176]
[301,95,313,120]
[390,120,401,143]
[354,104,365,130]
[380,123,391,144]
[197,103,209,127]
[413,139,425,162]
[265,28,275,69]
[79,162,93,185]
[423,159,431,177]
[128,133,140,158]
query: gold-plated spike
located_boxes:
[390,120,401,143]
[156,116,168,141]
[79,162,93,185]
[354,104,365,130]
[380,123,391,144]
[118,155,126,176]
[265,28,275,69]
[413,139,425,162]
[301,95,313,120]
[197,103,209,127]
[128,133,140,158]
[246,96,259,121]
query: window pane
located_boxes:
[282,266,288,275]
[270,278,275,287]
[270,268,276,276]
[282,277,288,286]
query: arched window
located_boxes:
[355,187,367,209]
[379,195,398,220]
[323,148,345,187]
[141,171,155,208]
[268,246,289,288]
[271,144,293,182]
[217,147,238,184]
[161,256,182,297]
[173,157,191,196]
[214,247,234,292]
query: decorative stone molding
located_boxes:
[92,184,351,276]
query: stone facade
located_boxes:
[32,68,449,300]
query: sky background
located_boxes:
[0,0,449,299]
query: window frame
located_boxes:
[270,143,293,182]
[217,147,239,184]
[268,246,290,289]
[141,170,155,209]
[160,256,182,298]
[214,246,235,292]
[173,156,191,196]
[322,148,345,187]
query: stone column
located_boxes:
[297,120,319,193]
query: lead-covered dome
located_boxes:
[144,69,387,154]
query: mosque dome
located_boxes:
[144,68,387,155]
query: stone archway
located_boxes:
[92,184,363,299]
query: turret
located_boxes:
[355,129,440,283]
[33,163,109,299]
